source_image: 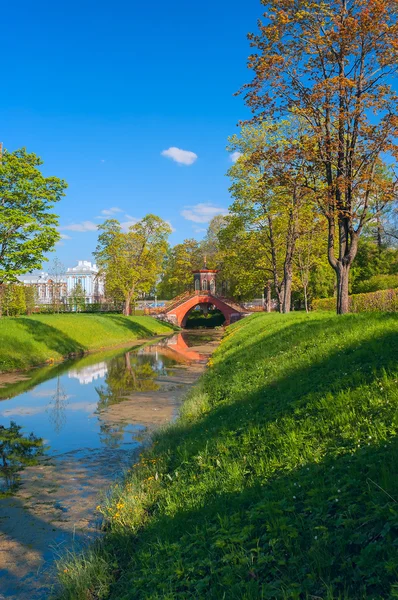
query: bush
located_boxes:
[312,296,336,311]
[313,288,398,313]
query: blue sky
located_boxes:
[2,0,260,268]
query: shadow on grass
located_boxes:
[156,319,398,465]
[18,318,86,357]
[56,314,398,599]
[105,315,175,338]
[108,438,398,599]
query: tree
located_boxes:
[218,216,273,301]
[49,257,66,313]
[0,148,67,284]
[158,239,202,299]
[243,0,398,313]
[0,422,44,492]
[95,215,172,315]
[23,286,37,315]
[0,284,26,316]
[227,121,314,312]
[69,282,86,312]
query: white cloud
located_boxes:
[101,207,123,216]
[230,151,242,163]
[181,203,228,224]
[161,147,198,166]
[60,233,72,240]
[120,215,139,231]
[60,221,98,232]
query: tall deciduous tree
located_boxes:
[0,148,67,283]
[95,215,171,315]
[227,121,313,312]
[158,239,202,299]
[243,0,398,313]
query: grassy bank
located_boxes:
[0,314,175,372]
[57,312,398,599]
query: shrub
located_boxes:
[313,288,398,313]
[312,296,336,311]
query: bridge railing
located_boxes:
[144,289,265,316]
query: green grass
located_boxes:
[56,312,398,599]
[0,314,175,372]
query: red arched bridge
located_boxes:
[145,290,247,327]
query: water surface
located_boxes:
[0,331,220,599]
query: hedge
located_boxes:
[313,287,398,312]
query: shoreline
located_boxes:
[0,314,177,375]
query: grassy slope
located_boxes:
[0,314,174,372]
[58,312,398,599]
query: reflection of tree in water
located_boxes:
[0,422,45,494]
[99,421,128,449]
[47,376,69,434]
[95,352,160,412]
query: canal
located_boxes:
[0,331,220,599]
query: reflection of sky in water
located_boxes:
[0,348,178,456]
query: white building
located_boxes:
[18,260,105,305]
[66,261,104,303]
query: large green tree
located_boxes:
[158,239,202,299]
[0,148,67,283]
[95,215,172,315]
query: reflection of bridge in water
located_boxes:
[139,333,208,363]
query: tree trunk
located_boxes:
[336,264,350,314]
[264,282,272,312]
[282,272,292,313]
[124,296,131,316]
[303,285,308,313]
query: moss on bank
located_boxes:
[57,312,398,599]
[0,314,175,373]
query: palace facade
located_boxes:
[18,260,105,304]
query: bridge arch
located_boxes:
[167,293,242,328]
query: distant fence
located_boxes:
[313,288,398,313]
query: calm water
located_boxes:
[0,331,219,600]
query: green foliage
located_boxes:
[158,239,202,299]
[68,282,86,311]
[0,148,67,283]
[95,215,172,314]
[355,274,398,294]
[186,309,225,328]
[0,284,27,316]
[0,314,175,373]
[0,421,44,493]
[57,312,398,599]
[23,286,37,315]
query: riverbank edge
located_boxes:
[0,335,174,377]
[53,329,222,599]
[0,314,178,374]
[54,311,398,599]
